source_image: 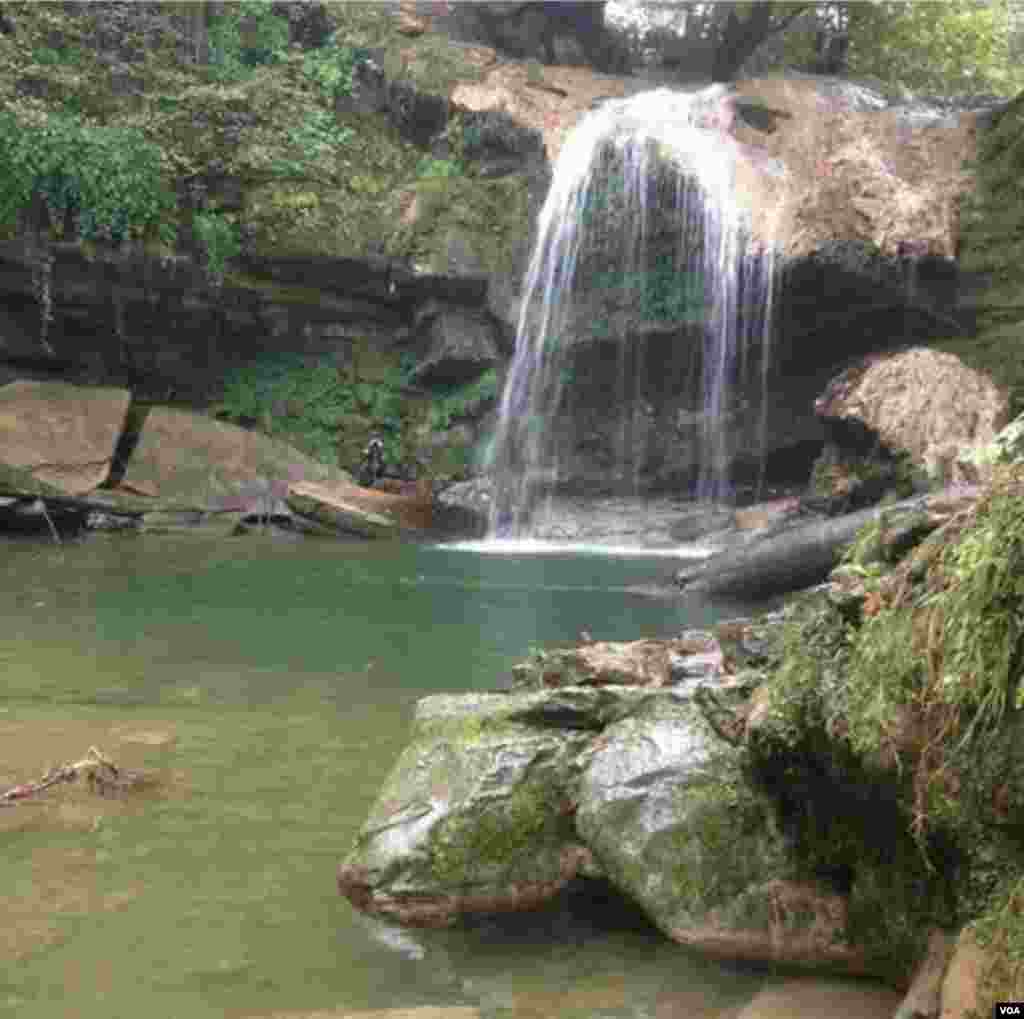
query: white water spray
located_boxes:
[486,86,778,540]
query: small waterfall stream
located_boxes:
[486,86,779,540]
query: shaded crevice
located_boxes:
[104,400,150,487]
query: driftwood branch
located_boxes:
[1,746,119,806]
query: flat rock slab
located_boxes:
[122,407,352,511]
[287,480,398,538]
[247,1010,480,1019]
[0,380,130,495]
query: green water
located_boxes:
[0,533,801,1018]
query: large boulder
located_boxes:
[573,694,868,973]
[337,690,600,927]
[814,347,1010,485]
[412,305,501,387]
[0,380,130,496]
[118,406,352,513]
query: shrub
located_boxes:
[208,0,290,81]
[427,369,499,432]
[192,211,240,283]
[301,36,372,98]
[0,111,175,243]
[416,156,463,180]
[272,109,355,179]
[214,355,408,466]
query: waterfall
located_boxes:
[486,86,778,540]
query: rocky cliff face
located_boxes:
[0,2,1020,515]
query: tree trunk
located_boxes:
[676,495,936,600]
[710,1,812,83]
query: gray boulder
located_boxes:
[337,690,600,928]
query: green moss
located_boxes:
[322,2,489,98]
[951,92,1024,417]
[427,776,570,885]
[396,174,529,275]
[656,755,785,922]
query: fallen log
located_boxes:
[676,494,937,600]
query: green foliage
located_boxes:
[0,111,174,243]
[416,156,463,180]
[272,109,355,178]
[764,598,853,749]
[924,476,1024,739]
[301,36,371,98]
[208,0,290,82]
[845,605,924,759]
[32,44,84,67]
[427,369,499,432]
[214,354,408,466]
[192,211,239,283]
[843,0,1024,96]
[841,517,888,571]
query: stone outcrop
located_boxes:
[120,406,351,511]
[286,480,398,539]
[510,633,725,690]
[814,347,1010,485]
[339,629,886,975]
[337,690,599,927]
[412,304,501,386]
[0,380,130,495]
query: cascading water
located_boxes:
[486,86,779,541]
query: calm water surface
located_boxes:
[0,532,884,1019]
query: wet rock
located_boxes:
[512,633,727,692]
[337,691,595,927]
[669,879,870,974]
[287,480,398,539]
[0,380,130,496]
[413,308,500,387]
[437,477,493,524]
[574,696,799,958]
